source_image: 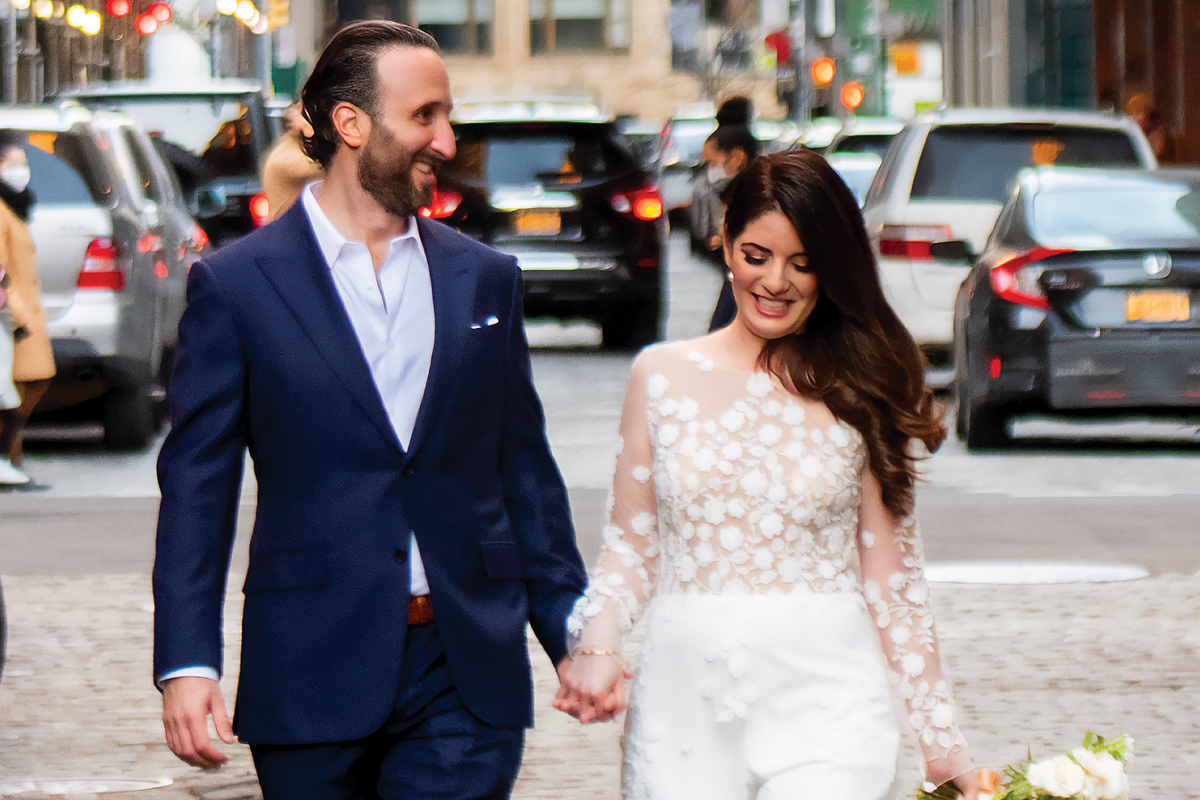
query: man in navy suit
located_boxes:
[153,21,587,799]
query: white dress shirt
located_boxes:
[159,183,435,684]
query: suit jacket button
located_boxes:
[403,467,415,479]
[394,549,407,563]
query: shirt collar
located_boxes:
[300,181,422,269]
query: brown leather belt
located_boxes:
[407,595,434,626]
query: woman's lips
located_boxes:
[754,293,793,318]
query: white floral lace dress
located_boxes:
[567,342,972,800]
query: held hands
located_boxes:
[161,676,236,768]
[553,649,631,724]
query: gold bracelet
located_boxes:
[570,646,622,659]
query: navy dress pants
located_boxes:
[250,622,525,800]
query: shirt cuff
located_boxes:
[157,665,220,688]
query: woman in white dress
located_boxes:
[554,150,981,799]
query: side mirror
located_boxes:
[929,239,975,262]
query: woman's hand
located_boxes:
[553,654,630,723]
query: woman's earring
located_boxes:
[726,270,733,283]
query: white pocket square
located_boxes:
[470,315,500,330]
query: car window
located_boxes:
[447,126,636,185]
[121,127,161,203]
[911,125,1142,202]
[831,133,894,158]
[1031,183,1200,245]
[23,132,111,206]
[72,95,259,178]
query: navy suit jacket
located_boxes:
[152,202,587,744]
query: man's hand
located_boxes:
[552,655,629,723]
[161,676,236,768]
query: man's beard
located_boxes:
[357,121,436,217]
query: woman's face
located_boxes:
[725,210,819,341]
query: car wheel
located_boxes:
[601,299,662,351]
[103,384,159,451]
[957,382,1010,450]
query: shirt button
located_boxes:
[394,549,408,563]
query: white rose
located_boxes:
[703,499,727,524]
[658,424,679,447]
[721,410,745,431]
[759,424,783,446]
[677,396,700,421]
[647,373,670,399]
[1027,756,1087,798]
[747,372,773,397]
[1072,749,1129,800]
[759,513,784,539]
[740,469,769,496]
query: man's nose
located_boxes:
[431,118,456,160]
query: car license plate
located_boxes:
[514,210,561,235]
[1125,290,1190,322]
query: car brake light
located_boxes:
[77,238,126,291]
[419,187,463,219]
[250,193,271,228]
[989,247,1075,310]
[878,224,953,260]
[612,187,664,221]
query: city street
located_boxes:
[2,232,1200,798]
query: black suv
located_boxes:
[59,81,278,247]
[434,101,667,349]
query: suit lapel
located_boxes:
[253,203,404,454]
[405,218,472,463]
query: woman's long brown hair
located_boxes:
[723,150,945,517]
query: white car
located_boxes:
[860,107,1157,355]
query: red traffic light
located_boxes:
[105,0,131,16]
[147,0,171,22]
[764,31,789,64]
[135,11,159,33]
[840,81,865,110]
[810,56,835,87]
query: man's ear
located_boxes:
[330,101,370,150]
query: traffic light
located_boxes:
[148,1,171,22]
[840,81,865,111]
[135,11,159,33]
[810,57,835,87]
[105,0,130,16]
[764,31,789,65]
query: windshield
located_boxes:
[446,126,636,186]
[1031,183,1200,247]
[911,125,1142,202]
[74,95,259,178]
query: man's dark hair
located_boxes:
[714,95,753,127]
[300,20,439,169]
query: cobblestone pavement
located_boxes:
[1,570,1197,799]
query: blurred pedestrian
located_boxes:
[1126,93,1176,163]
[0,130,55,472]
[153,21,586,800]
[260,101,324,221]
[555,149,983,799]
[0,263,31,485]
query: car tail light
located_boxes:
[250,193,271,228]
[77,238,126,291]
[612,187,664,221]
[190,222,209,251]
[878,224,953,260]
[419,187,462,219]
[989,247,1075,310]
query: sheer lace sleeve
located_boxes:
[857,469,973,785]
[567,351,661,653]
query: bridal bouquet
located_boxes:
[918,732,1133,800]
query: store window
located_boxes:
[530,0,630,54]
[417,0,493,55]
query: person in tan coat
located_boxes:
[260,102,324,222]
[0,130,56,469]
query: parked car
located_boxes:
[58,81,277,247]
[437,98,666,349]
[823,116,905,158]
[948,166,1200,449]
[861,108,1157,358]
[0,103,208,449]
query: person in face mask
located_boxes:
[698,124,759,331]
[0,130,55,484]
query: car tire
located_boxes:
[601,299,662,351]
[103,384,159,451]
[957,384,1010,450]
